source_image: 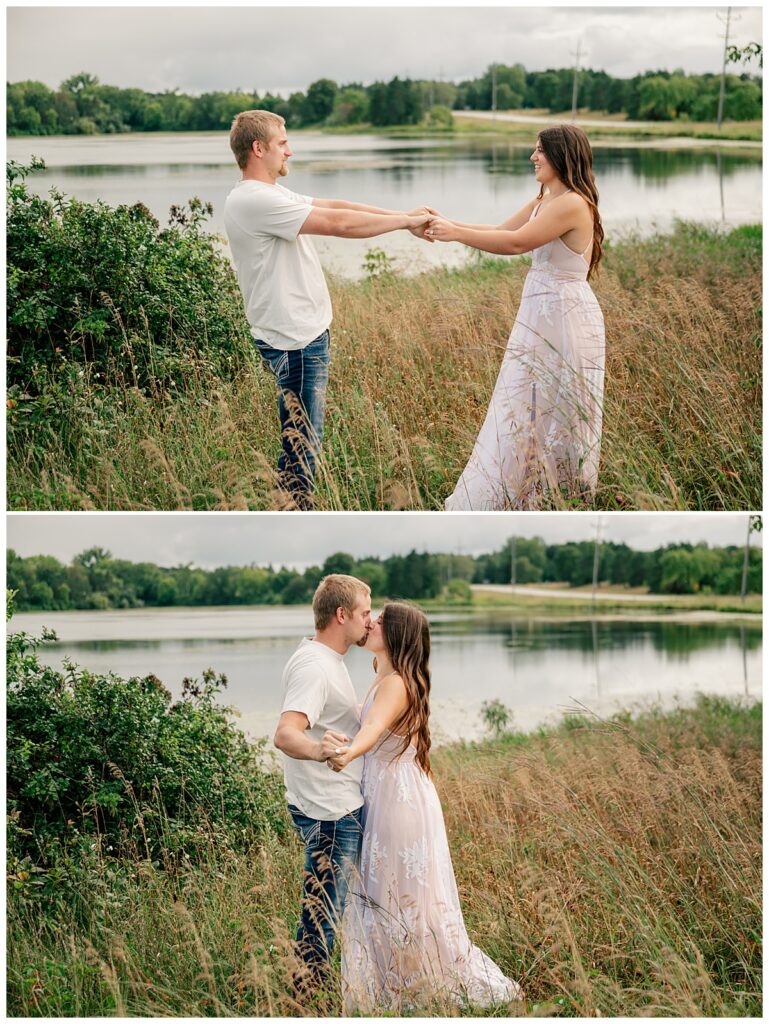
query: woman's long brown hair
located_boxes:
[379,602,432,776]
[536,124,604,280]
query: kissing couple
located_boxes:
[225,110,605,512]
[273,573,523,1013]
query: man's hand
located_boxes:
[405,211,432,238]
[319,730,349,762]
[407,207,434,241]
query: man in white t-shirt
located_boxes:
[273,573,372,991]
[223,109,431,509]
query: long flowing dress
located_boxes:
[445,203,605,510]
[341,686,522,1014]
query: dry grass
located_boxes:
[7,224,761,510]
[6,697,762,1017]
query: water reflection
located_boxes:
[11,606,761,742]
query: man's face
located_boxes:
[345,594,372,648]
[257,126,293,180]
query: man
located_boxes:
[273,573,372,991]
[224,110,430,509]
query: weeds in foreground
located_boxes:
[7,696,762,1017]
[7,222,761,510]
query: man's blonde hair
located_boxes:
[229,110,285,169]
[313,575,371,631]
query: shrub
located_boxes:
[6,607,288,906]
[443,578,473,604]
[6,159,252,393]
[480,698,513,737]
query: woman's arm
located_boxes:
[421,197,539,234]
[328,674,407,770]
[428,192,586,255]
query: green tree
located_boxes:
[328,87,369,126]
[321,551,356,576]
[302,78,338,123]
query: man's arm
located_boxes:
[313,198,403,215]
[273,710,348,762]
[299,207,429,239]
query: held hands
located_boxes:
[327,746,352,772]
[319,730,348,762]
[406,207,433,240]
[423,216,456,243]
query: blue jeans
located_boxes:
[288,804,363,978]
[254,331,330,509]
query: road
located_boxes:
[473,584,680,603]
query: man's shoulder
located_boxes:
[284,641,332,677]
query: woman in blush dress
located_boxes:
[326,602,522,1014]
[426,125,605,511]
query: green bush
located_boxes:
[443,578,473,604]
[6,159,251,393]
[7,606,288,911]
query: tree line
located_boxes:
[7,537,762,612]
[7,62,762,136]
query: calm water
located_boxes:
[7,131,762,279]
[9,606,761,744]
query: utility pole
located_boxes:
[591,516,602,604]
[571,39,583,121]
[510,535,517,592]
[717,7,736,129]
[491,63,498,118]
[740,514,751,605]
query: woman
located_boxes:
[326,602,522,1014]
[426,125,605,510]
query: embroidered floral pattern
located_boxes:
[341,687,522,1015]
[399,836,430,887]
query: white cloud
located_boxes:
[7,6,763,94]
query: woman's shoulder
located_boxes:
[563,189,593,215]
[374,671,407,694]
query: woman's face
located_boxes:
[367,613,387,655]
[530,139,557,187]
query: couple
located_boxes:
[224,111,605,511]
[273,574,522,1013]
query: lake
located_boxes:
[7,130,762,279]
[9,606,762,744]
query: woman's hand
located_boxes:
[326,745,353,772]
[425,217,458,243]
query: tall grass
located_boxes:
[7,696,761,1017]
[7,222,761,510]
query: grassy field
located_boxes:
[7,221,761,511]
[451,109,763,144]
[464,588,763,616]
[324,111,763,145]
[7,694,761,1017]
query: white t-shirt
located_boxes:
[223,179,333,350]
[279,637,363,821]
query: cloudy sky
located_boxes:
[7,3,763,95]
[6,513,760,569]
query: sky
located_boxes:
[6,513,760,569]
[6,3,763,96]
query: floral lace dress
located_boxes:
[445,202,605,510]
[341,686,521,1014]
